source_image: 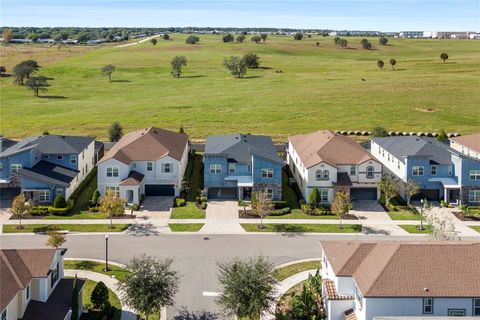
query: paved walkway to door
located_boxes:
[200,201,245,234]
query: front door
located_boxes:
[449,189,460,203]
[242,187,252,201]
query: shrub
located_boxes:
[186,35,199,44]
[371,126,388,137]
[201,202,207,210]
[273,201,288,209]
[90,281,111,313]
[175,198,186,207]
[222,34,234,43]
[30,206,50,216]
[48,207,70,215]
[91,189,101,207]
[53,194,67,208]
[88,206,100,212]
[269,207,291,216]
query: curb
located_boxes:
[274,257,322,270]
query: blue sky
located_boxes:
[1,0,479,31]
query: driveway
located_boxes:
[200,201,245,234]
[351,200,391,221]
[135,196,173,219]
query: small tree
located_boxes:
[377,59,384,70]
[71,275,80,320]
[13,60,40,85]
[53,194,67,208]
[217,256,277,320]
[46,231,66,248]
[150,38,157,45]
[99,190,125,228]
[1,29,13,44]
[308,188,320,208]
[333,37,341,45]
[11,194,29,229]
[178,125,185,134]
[251,191,274,229]
[118,255,179,320]
[293,33,303,40]
[91,189,101,207]
[437,129,449,142]
[163,34,170,40]
[404,180,420,206]
[316,41,320,46]
[440,52,448,63]
[361,38,372,49]
[260,33,268,42]
[91,281,111,313]
[108,121,123,142]
[379,37,388,45]
[339,39,348,48]
[236,34,246,43]
[170,55,187,78]
[223,56,247,78]
[251,35,261,43]
[242,52,260,69]
[371,126,388,137]
[222,34,234,43]
[379,174,399,206]
[331,191,352,228]
[25,76,48,97]
[389,58,397,70]
[101,64,115,82]
[185,35,199,44]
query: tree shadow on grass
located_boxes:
[273,224,306,237]
[173,307,219,320]
[39,95,67,99]
[258,66,273,70]
[72,260,96,270]
[33,225,58,233]
[242,75,262,79]
[111,79,131,83]
[181,75,206,79]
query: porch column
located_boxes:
[444,187,448,203]
[238,187,242,200]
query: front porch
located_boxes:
[225,175,254,200]
[428,177,460,204]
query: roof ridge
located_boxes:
[0,250,29,289]
[364,243,401,295]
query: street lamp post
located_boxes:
[419,199,424,230]
[104,235,109,272]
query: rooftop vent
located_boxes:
[153,130,158,134]
[423,288,429,292]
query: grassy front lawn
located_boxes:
[386,207,422,220]
[274,261,321,281]
[169,223,204,232]
[65,260,131,282]
[400,224,432,234]
[267,209,339,220]
[241,223,362,233]
[170,202,205,219]
[470,226,480,233]
[2,224,130,233]
[79,279,122,320]
[43,211,108,220]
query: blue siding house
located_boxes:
[204,134,283,200]
[0,135,96,204]
[371,136,480,205]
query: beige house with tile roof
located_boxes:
[320,241,480,320]
[97,127,189,204]
[450,133,480,160]
[287,131,382,204]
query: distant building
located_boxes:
[399,31,423,38]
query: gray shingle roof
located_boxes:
[371,136,453,165]
[18,161,78,187]
[205,134,283,164]
[0,136,17,152]
[0,135,94,158]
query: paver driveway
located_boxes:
[136,196,173,219]
[201,200,245,234]
[351,200,391,221]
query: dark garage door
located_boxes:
[412,189,440,201]
[350,188,378,201]
[208,187,238,200]
[145,184,175,196]
[0,188,21,209]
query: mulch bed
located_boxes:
[452,211,480,221]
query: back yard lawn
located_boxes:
[241,223,362,233]
[170,202,205,219]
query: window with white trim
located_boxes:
[263,188,273,198]
[210,164,222,174]
[412,166,424,176]
[228,163,236,173]
[105,186,120,196]
[38,190,50,202]
[322,170,329,180]
[315,170,322,180]
[261,168,273,178]
[11,163,22,173]
[448,165,453,176]
[106,167,118,177]
[57,155,63,160]
[430,165,437,176]
[162,163,171,173]
[366,166,375,179]
[1,309,6,320]
[350,166,356,176]
[448,309,465,316]
[43,155,49,159]
[473,298,480,316]
[470,170,480,180]
[147,162,154,172]
[469,190,480,203]
[318,189,328,203]
[423,298,433,314]
[70,155,77,164]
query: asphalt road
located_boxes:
[0,233,430,318]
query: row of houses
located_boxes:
[1,129,479,206]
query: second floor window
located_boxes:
[474,298,480,316]
[430,165,437,176]
[147,162,154,171]
[366,166,374,178]
[11,164,22,173]
[70,155,77,164]
[247,164,251,173]
[316,170,329,180]
[106,167,118,177]
[350,166,356,175]
[261,168,273,178]
[423,298,433,314]
[228,163,236,173]
[470,170,480,180]
[412,166,424,176]
[162,163,171,173]
[0,163,2,172]
[57,155,63,160]
[210,164,222,174]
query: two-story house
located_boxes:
[450,133,480,160]
[97,127,189,204]
[287,131,382,204]
[320,241,480,320]
[0,248,84,320]
[0,135,96,204]
[371,136,480,204]
[203,134,283,200]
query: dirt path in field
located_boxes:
[114,34,161,48]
